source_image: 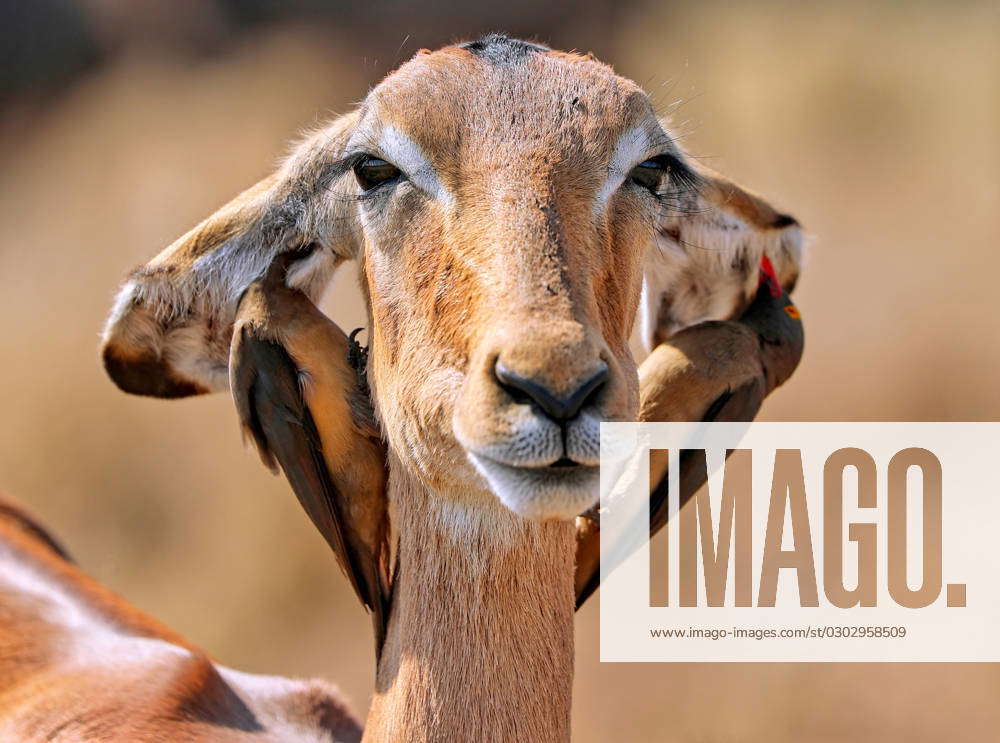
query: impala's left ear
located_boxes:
[638,163,804,351]
[101,111,361,398]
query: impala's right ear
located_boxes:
[638,160,804,351]
[102,111,361,398]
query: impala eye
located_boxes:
[353,156,401,192]
[628,156,671,194]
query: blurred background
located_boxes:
[1,0,997,740]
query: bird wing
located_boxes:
[230,252,391,653]
[574,270,804,608]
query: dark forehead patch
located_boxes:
[460,34,549,66]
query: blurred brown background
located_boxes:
[1,1,998,740]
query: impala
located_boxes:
[0,497,363,741]
[2,35,804,742]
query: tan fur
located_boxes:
[365,467,575,742]
[90,37,804,741]
[0,497,362,742]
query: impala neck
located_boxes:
[363,470,576,743]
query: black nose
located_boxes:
[494,361,608,422]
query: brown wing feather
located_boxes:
[230,253,390,654]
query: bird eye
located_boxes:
[353,156,402,192]
[628,157,671,194]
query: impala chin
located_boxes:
[468,453,600,521]
[460,410,604,521]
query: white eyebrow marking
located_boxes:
[594,126,656,214]
[378,126,453,206]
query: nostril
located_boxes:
[493,362,535,407]
[494,360,608,422]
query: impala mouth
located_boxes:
[473,452,595,474]
[466,451,599,520]
[550,457,579,468]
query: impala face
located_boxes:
[345,39,700,518]
[101,36,801,524]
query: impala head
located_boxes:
[101,35,802,521]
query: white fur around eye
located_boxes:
[594,126,655,215]
[377,127,454,206]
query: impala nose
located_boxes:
[494,360,609,422]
